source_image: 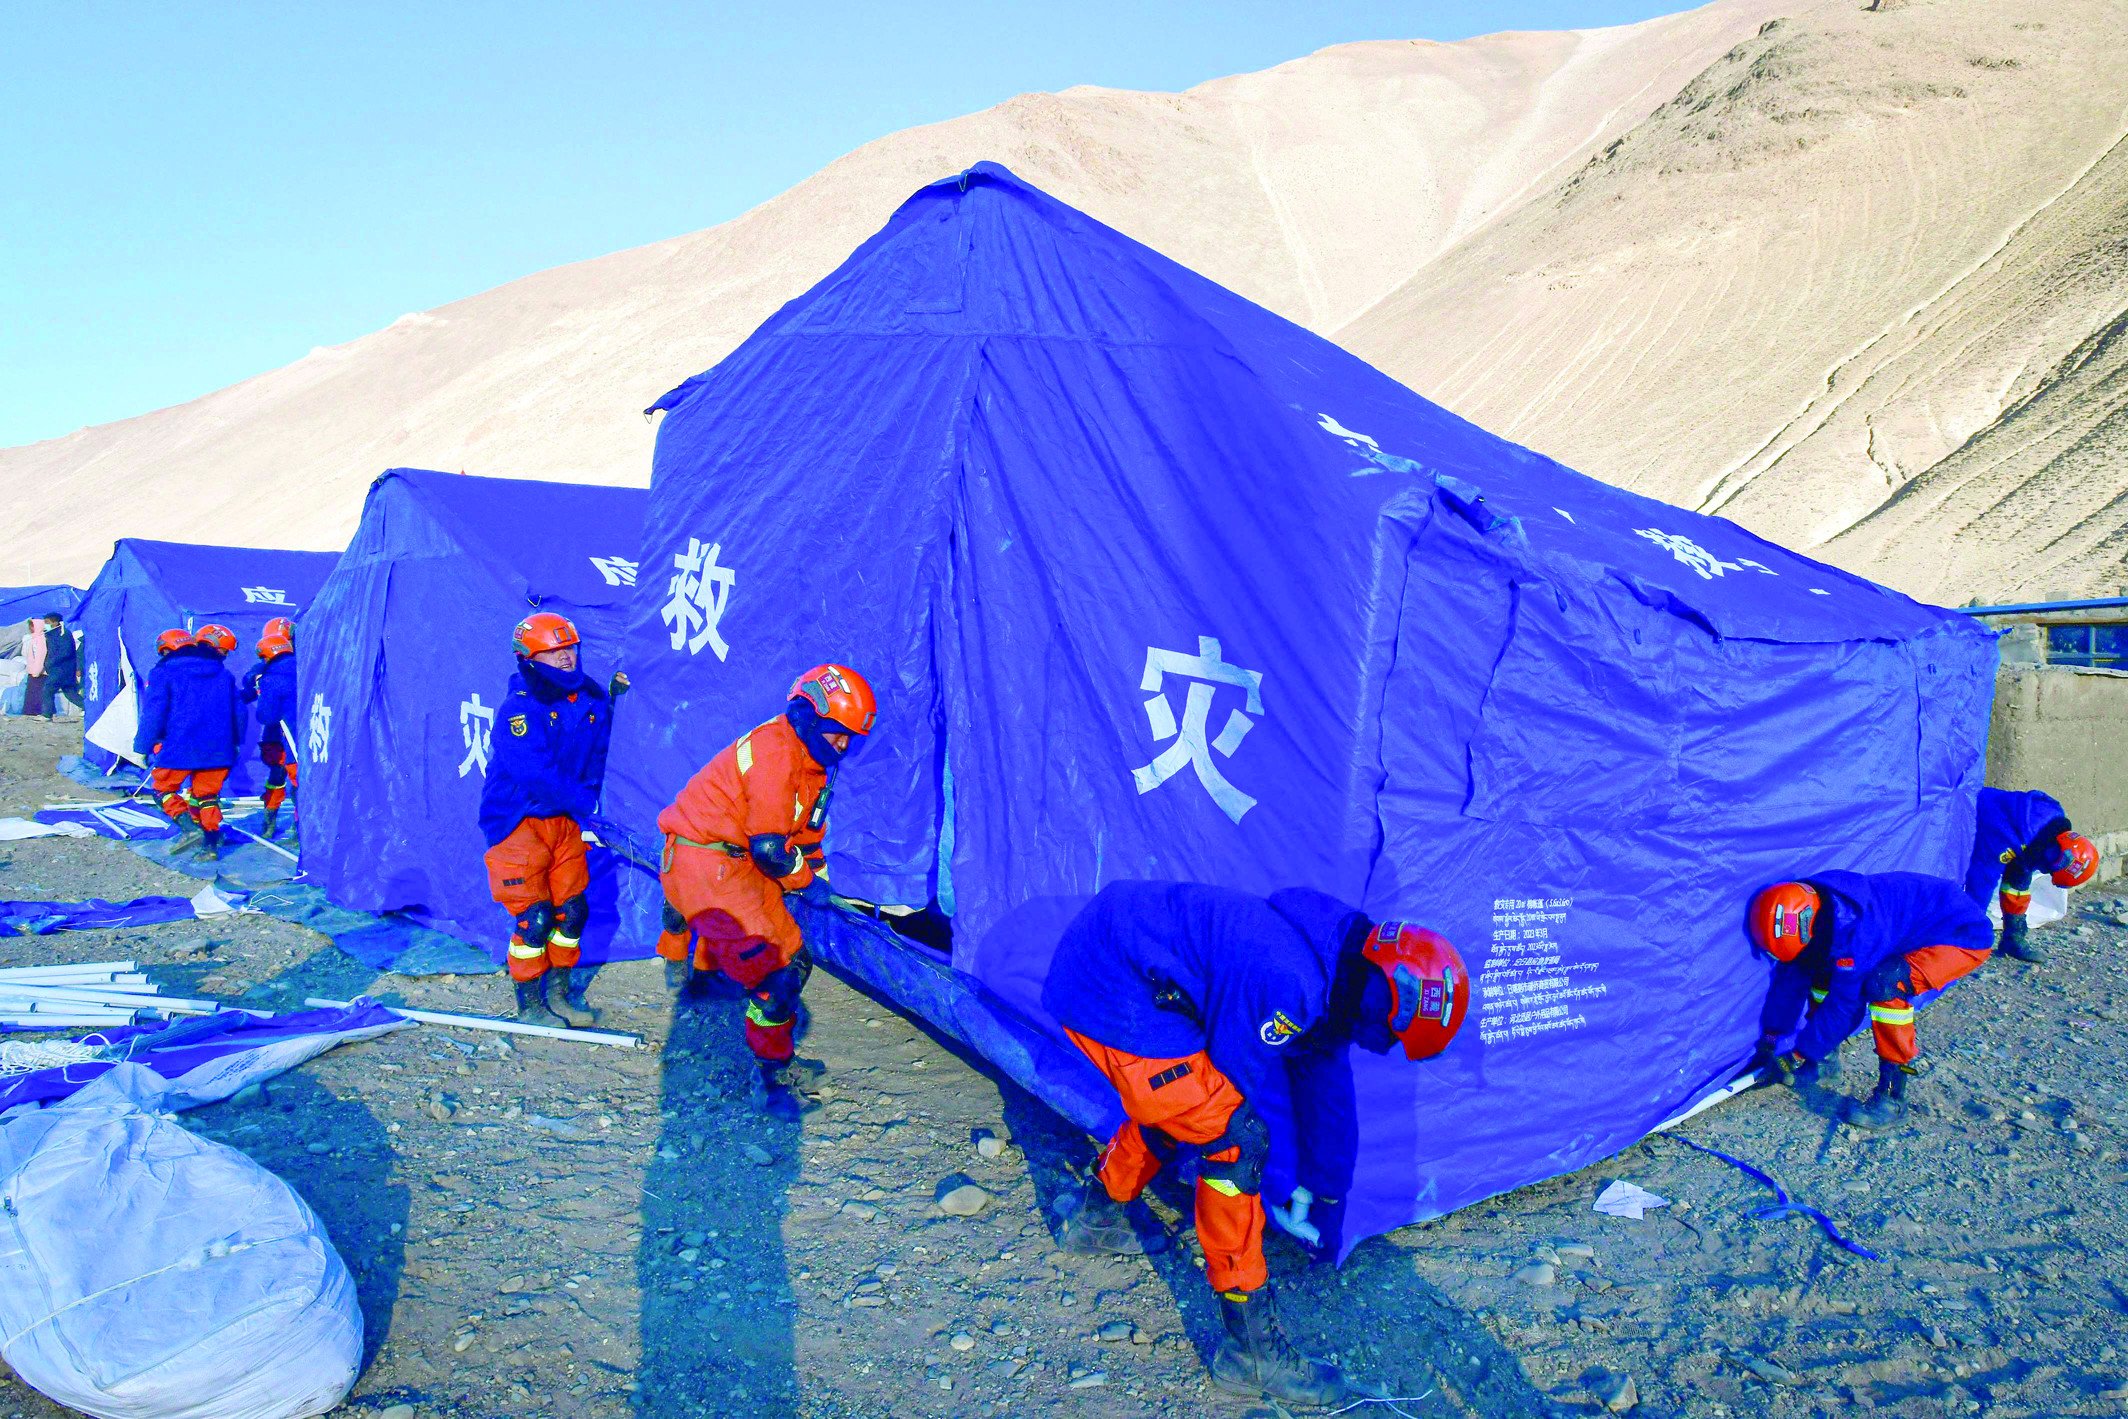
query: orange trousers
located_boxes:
[653,834,803,971]
[152,767,229,832]
[260,742,298,811]
[1870,944,1990,1064]
[484,816,589,981]
[1066,1027,1266,1295]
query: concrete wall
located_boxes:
[1987,664,2128,882]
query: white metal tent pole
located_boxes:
[303,998,639,1048]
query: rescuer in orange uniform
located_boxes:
[135,623,242,861]
[655,663,877,1119]
[479,612,622,1028]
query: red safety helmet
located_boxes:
[1359,921,1469,1061]
[1750,881,1820,963]
[513,611,580,658]
[257,628,295,660]
[2053,831,2100,888]
[263,615,295,641]
[193,624,237,655]
[789,663,877,736]
[155,628,192,657]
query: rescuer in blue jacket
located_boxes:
[238,617,300,840]
[1041,881,1469,1409]
[1963,787,2099,963]
[1749,870,1993,1129]
[479,612,623,1028]
[134,624,243,861]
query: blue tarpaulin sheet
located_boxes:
[0,895,205,935]
[74,539,337,794]
[604,164,1998,1256]
[301,469,647,965]
[0,585,82,626]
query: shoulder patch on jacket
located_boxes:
[1258,1009,1303,1047]
[509,714,528,736]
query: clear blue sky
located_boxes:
[0,1,1688,448]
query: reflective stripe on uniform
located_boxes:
[548,932,581,950]
[2001,888,2032,902]
[745,1000,788,1027]
[508,940,549,959]
[1809,987,1828,1004]
[1868,1004,1914,1026]
[736,735,754,775]
[1202,1178,1243,1198]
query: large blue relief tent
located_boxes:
[0,585,83,626]
[74,540,337,793]
[603,164,1996,1256]
[300,469,647,963]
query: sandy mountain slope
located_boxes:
[0,0,1798,587]
[1339,0,2128,603]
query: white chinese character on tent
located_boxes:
[241,586,292,605]
[590,555,639,588]
[662,537,736,659]
[1130,636,1266,823]
[307,693,332,765]
[86,662,99,702]
[1633,527,1748,581]
[459,693,495,778]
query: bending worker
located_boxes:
[479,612,621,1028]
[238,616,300,840]
[1749,870,1992,1129]
[135,624,241,862]
[1041,881,1468,1410]
[1963,786,2098,963]
[655,664,877,1121]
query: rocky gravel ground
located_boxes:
[2,715,2126,1418]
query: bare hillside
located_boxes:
[1339,0,2128,603]
[0,0,1798,587]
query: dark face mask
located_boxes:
[520,657,588,696]
[787,698,860,768]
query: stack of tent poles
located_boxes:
[0,961,222,1031]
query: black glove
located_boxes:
[1769,1051,1816,1088]
[607,671,631,700]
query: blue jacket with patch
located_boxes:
[1963,787,2071,905]
[477,660,614,846]
[239,653,299,750]
[133,645,241,770]
[1041,882,1361,1153]
[1766,870,1992,1062]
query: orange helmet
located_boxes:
[1359,922,1469,1061]
[193,624,237,655]
[263,615,295,641]
[257,628,295,660]
[2053,832,2099,888]
[513,611,580,658]
[155,628,192,657]
[789,663,877,736]
[1750,881,1820,962]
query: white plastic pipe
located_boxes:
[0,1007,135,1024]
[303,997,639,1048]
[1,985,217,1014]
[0,962,137,980]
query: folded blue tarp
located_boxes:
[301,469,647,966]
[605,164,1997,1257]
[0,1002,408,1115]
[0,895,208,935]
[74,539,337,795]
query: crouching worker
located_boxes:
[479,612,621,1028]
[239,617,300,839]
[1749,871,1992,1129]
[1964,786,2099,963]
[135,625,241,861]
[1041,882,1468,1409]
[654,664,877,1120]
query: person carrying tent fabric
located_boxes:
[1962,786,2098,963]
[135,624,242,860]
[238,617,301,839]
[1749,871,1993,1130]
[653,664,877,1121]
[479,612,622,1029]
[40,614,80,719]
[1040,882,1468,1408]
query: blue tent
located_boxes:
[300,469,647,963]
[603,165,1997,1254]
[75,540,338,792]
[0,585,83,627]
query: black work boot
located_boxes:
[1999,914,2047,963]
[1058,1178,1170,1256]
[514,977,564,1027]
[1210,1288,1352,1409]
[1851,1059,1911,1130]
[190,828,224,862]
[260,807,280,840]
[546,967,599,1027]
[751,1060,821,1121]
[169,816,205,853]
[664,958,692,993]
